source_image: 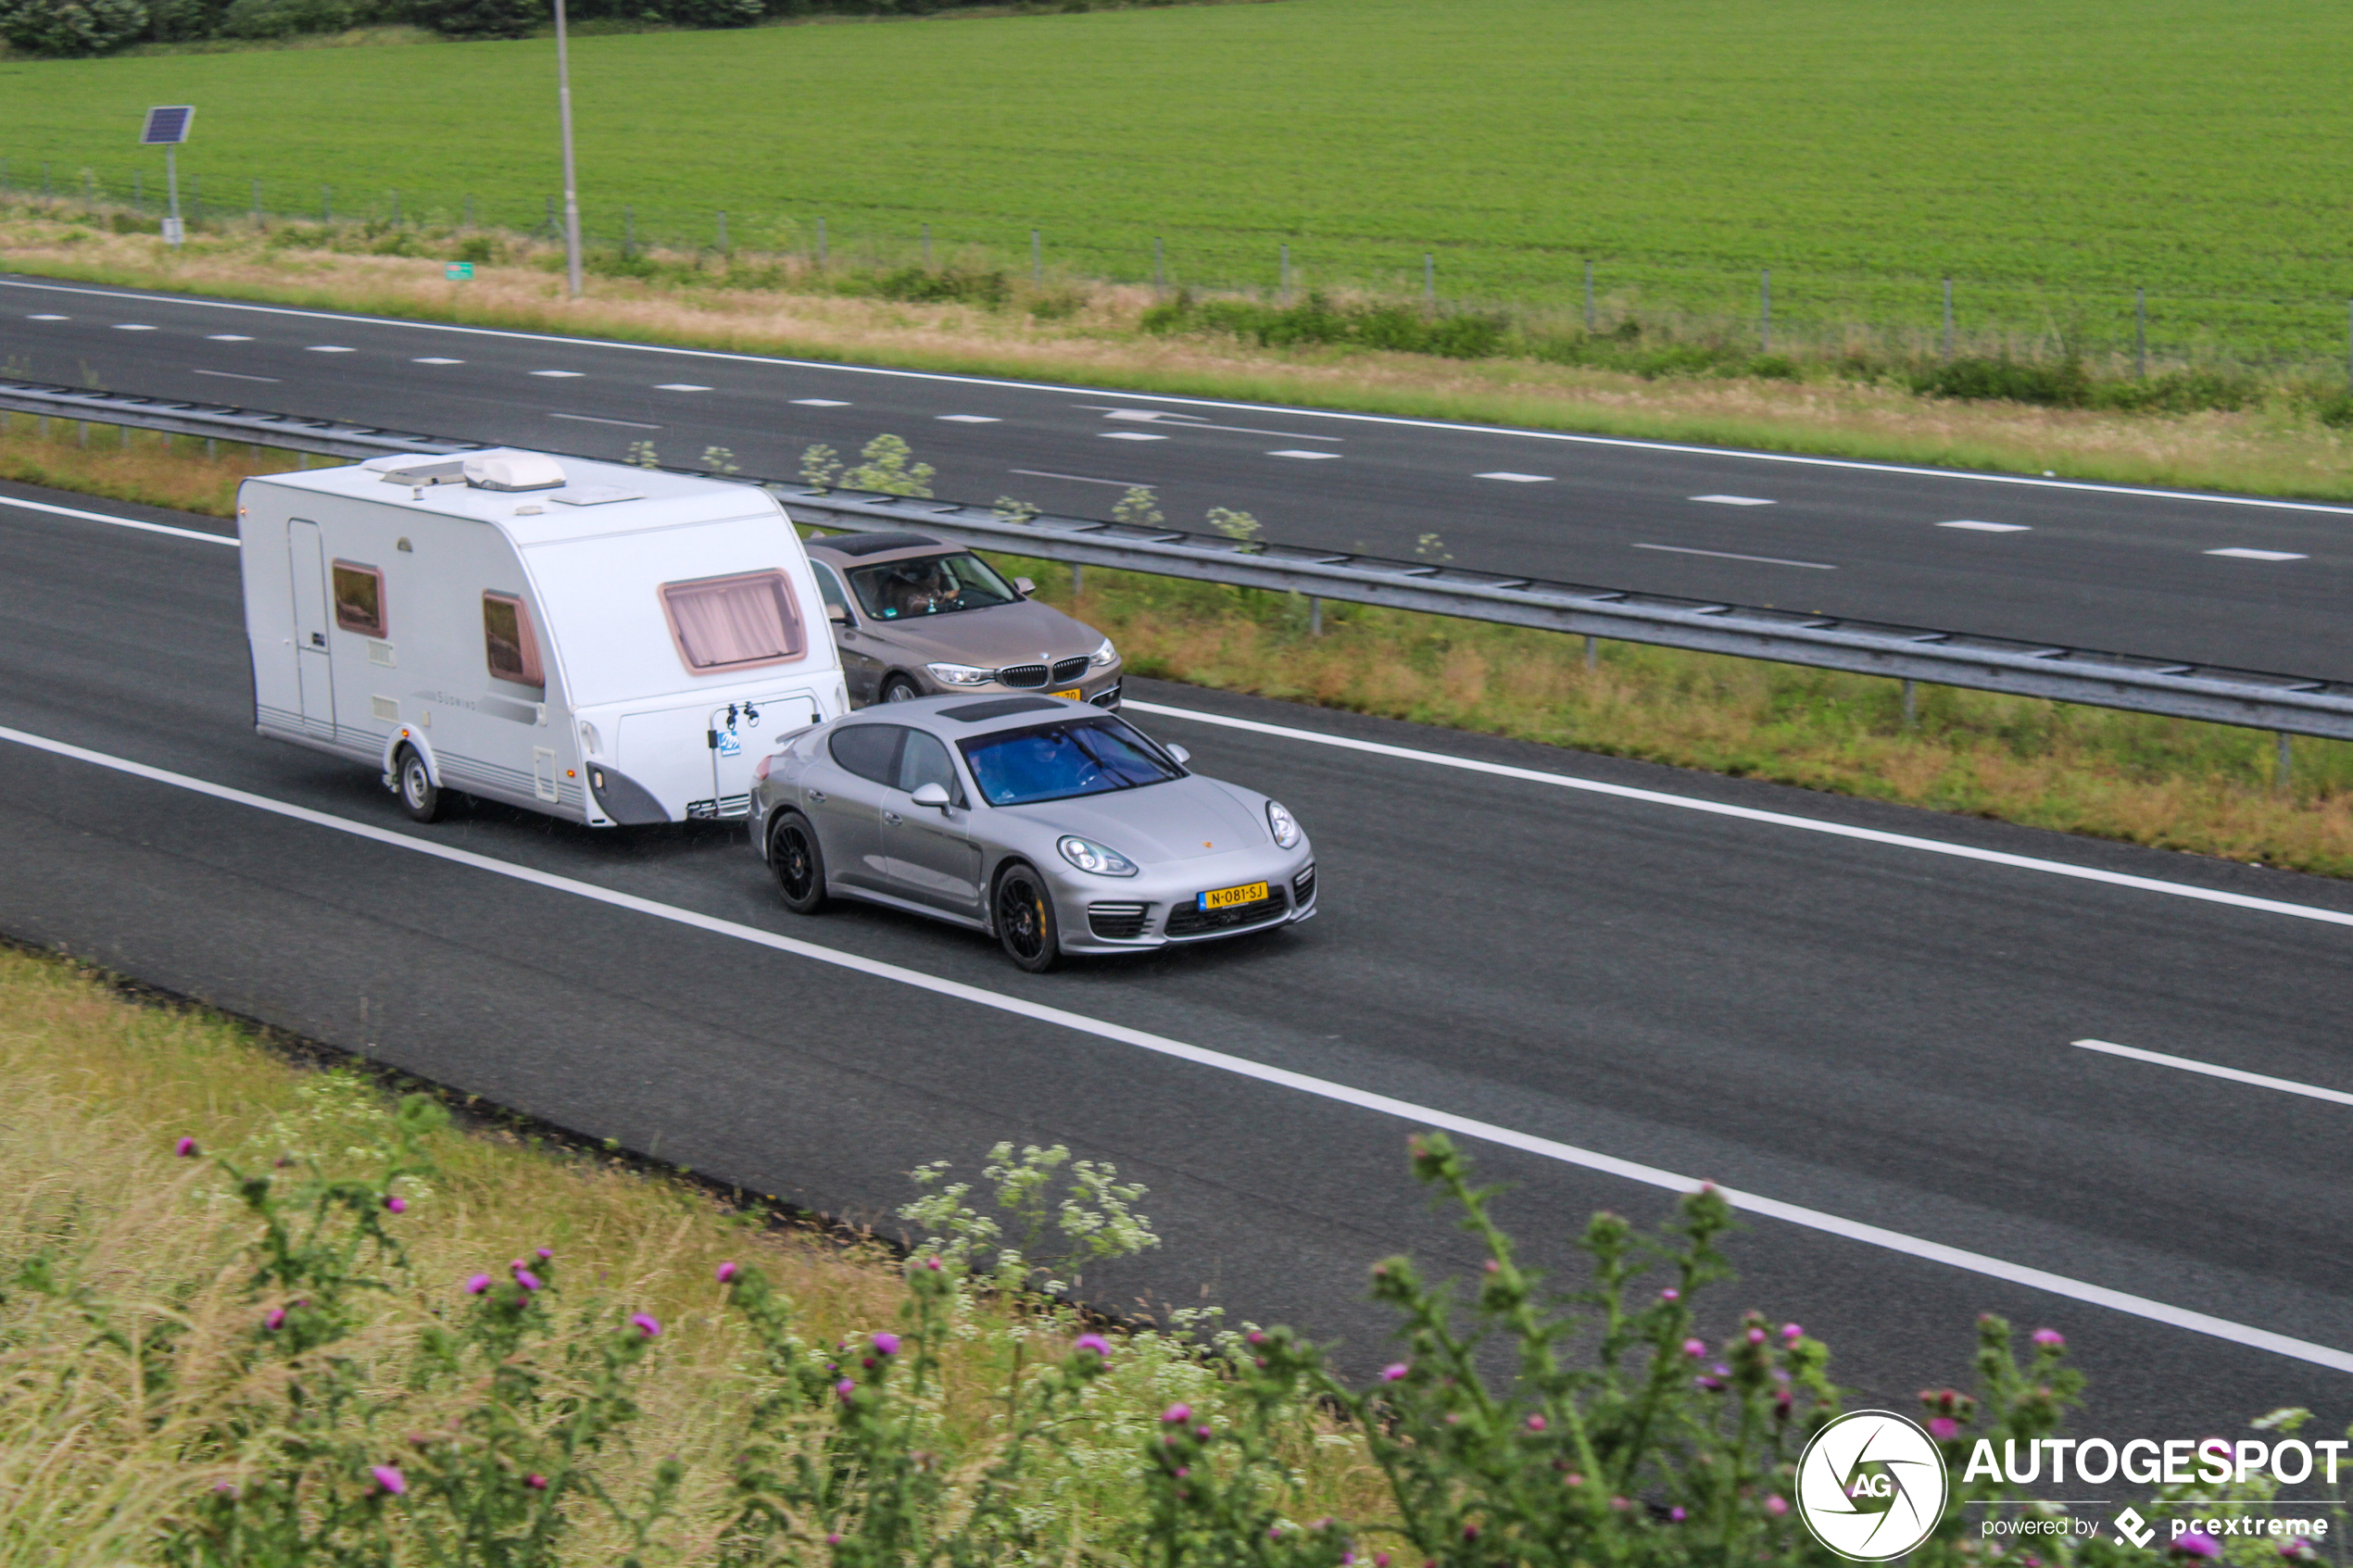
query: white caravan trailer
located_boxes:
[238,449,849,827]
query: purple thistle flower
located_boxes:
[872,1332,900,1356]
[371,1465,407,1496]
[1746,1326,1767,1344]
[512,1268,542,1292]
[1681,1338,1706,1358]
[1525,1413,1547,1432]
[384,1195,407,1214]
[1380,1362,1409,1382]
[525,1474,547,1490]
[1659,1287,1679,1302]
[1765,1495,1788,1517]
[1929,1416,1961,1441]
[213,1480,239,1497]
[835,1378,855,1401]
[535,1247,552,1261]
[2174,1533,2221,1561]
[1669,1507,1687,1523]
[1162,1402,1191,1424]
[174,1136,198,1158]
[1073,1334,1112,1358]
[265,1307,286,1332]
[465,1273,491,1296]
[923,1256,941,1270]
[716,1261,737,1284]
[2032,1327,2066,1348]
[1781,1323,1803,1342]
[630,1313,661,1338]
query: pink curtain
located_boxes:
[662,573,804,669]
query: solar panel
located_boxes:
[140,107,195,145]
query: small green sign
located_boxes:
[445,262,474,282]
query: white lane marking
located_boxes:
[1633,543,1836,570]
[2,719,2346,1378]
[530,370,584,378]
[655,383,711,392]
[205,332,253,342]
[1477,471,1554,483]
[9,279,2346,520]
[1939,521,2031,533]
[1010,469,1155,489]
[2206,547,2307,561]
[113,323,157,332]
[1088,407,1344,442]
[27,313,69,320]
[1101,432,1167,441]
[192,369,281,383]
[0,494,236,545]
[790,397,849,407]
[2073,1039,2353,1108]
[1123,699,2353,931]
[1267,449,1340,460]
[413,357,464,365]
[547,411,660,429]
[1691,494,1776,506]
[937,414,1000,423]
[306,345,356,354]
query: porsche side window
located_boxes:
[827,724,901,784]
[897,731,960,799]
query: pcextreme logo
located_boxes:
[1794,1411,1951,1562]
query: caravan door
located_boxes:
[287,520,334,736]
[709,689,817,818]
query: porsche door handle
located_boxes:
[882,810,903,825]
[808,790,826,803]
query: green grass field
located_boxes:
[5,0,2351,361]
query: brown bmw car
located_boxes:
[803,532,1124,709]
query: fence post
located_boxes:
[390,188,400,226]
[44,163,53,197]
[2344,299,2350,393]
[922,221,931,267]
[716,210,727,253]
[252,178,262,225]
[323,186,333,223]
[1154,235,1164,289]
[465,194,475,229]
[819,216,828,270]
[2134,287,2147,380]
[189,172,201,221]
[1279,243,1290,300]
[623,205,635,259]
[1760,269,1771,352]
[133,169,143,209]
[1424,253,1434,307]
[1030,228,1039,282]
[1942,278,1954,360]
[1585,258,1595,332]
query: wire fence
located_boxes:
[8,154,2353,381]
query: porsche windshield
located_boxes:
[848,552,1019,621]
[958,718,1182,807]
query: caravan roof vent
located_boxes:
[369,456,469,486]
[462,452,569,492]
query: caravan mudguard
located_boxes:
[379,725,442,793]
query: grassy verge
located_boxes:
[11,415,2348,880]
[0,943,1384,1562]
[6,207,2353,501]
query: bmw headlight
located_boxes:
[1087,636,1118,670]
[925,661,995,687]
[1265,800,1301,848]
[1057,835,1139,876]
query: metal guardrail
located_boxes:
[6,377,2351,742]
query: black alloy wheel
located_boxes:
[395,745,444,823]
[769,812,828,913]
[880,675,922,703]
[992,862,1061,972]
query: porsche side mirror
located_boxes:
[911,782,952,809]
[1013,576,1036,597]
[1165,744,1190,766]
[825,603,851,626]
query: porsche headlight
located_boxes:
[925,661,995,687]
[1057,835,1139,876]
[1265,800,1301,849]
[1087,636,1118,670]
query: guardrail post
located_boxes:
[2276,732,2293,795]
[1070,563,1084,596]
[1584,634,1597,671]
[1902,678,1919,731]
[1309,596,1323,636]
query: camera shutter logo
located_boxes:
[1794,1410,1949,1561]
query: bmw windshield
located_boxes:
[848,552,1019,621]
[958,718,1182,807]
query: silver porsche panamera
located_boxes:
[749,695,1315,971]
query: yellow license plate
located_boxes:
[1199,881,1268,910]
[1051,687,1084,700]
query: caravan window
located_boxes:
[659,571,807,672]
[483,592,545,689]
[333,560,387,636]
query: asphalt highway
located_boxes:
[3,471,2350,1449]
[5,273,2350,683]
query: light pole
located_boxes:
[554,0,583,299]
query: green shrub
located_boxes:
[868,264,1010,307]
[217,0,349,37]
[0,0,148,54]
[2091,368,2259,414]
[1911,356,2094,408]
[1142,291,1508,360]
[411,0,541,38]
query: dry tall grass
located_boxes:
[6,207,2353,500]
[0,947,1382,1564]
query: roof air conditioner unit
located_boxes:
[462,452,569,492]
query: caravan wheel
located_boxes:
[395,746,445,823]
